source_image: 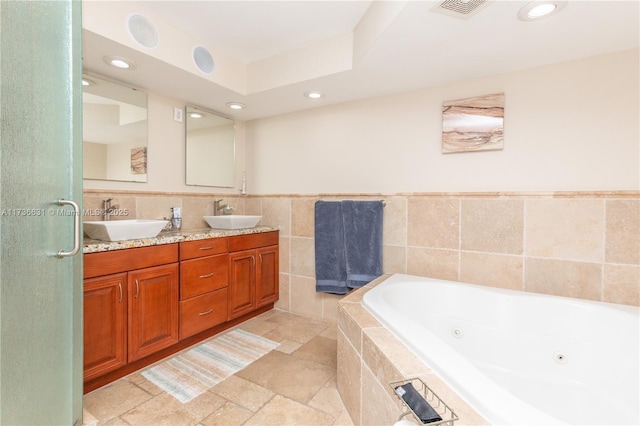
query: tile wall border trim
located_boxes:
[84,189,639,199]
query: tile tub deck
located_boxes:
[337,275,488,426]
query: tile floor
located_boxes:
[82,310,354,426]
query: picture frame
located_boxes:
[442,93,504,153]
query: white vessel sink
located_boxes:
[84,219,168,241]
[203,215,262,230]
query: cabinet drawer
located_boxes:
[84,244,179,279]
[179,288,228,339]
[180,238,228,260]
[228,231,278,252]
[180,254,228,300]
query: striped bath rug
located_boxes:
[142,328,279,403]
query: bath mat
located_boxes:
[142,328,279,403]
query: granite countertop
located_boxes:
[83,226,279,254]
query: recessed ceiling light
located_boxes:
[189,112,204,118]
[305,91,324,99]
[226,102,245,110]
[518,1,566,21]
[528,3,556,17]
[103,56,135,70]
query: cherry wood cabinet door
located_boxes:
[256,246,279,307]
[228,250,256,319]
[83,273,127,381]
[127,263,179,362]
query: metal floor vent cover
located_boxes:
[432,0,492,19]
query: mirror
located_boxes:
[185,106,235,187]
[83,74,148,182]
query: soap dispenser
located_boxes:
[170,207,182,230]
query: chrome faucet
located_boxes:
[213,199,234,216]
[102,198,119,221]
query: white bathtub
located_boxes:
[362,274,639,426]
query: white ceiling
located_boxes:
[133,1,373,64]
[82,1,639,121]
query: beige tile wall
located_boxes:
[84,190,640,322]
[83,191,248,230]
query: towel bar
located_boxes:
[319,200,386,206]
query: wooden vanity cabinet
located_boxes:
[83,244,179,379]
[83,231,279,391]
[228,231,279,319]
[83,273,127,381]
[179,238,229,339]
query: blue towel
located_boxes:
[341,200,383,289]
[315,200,383,294]
[314,201,348,294]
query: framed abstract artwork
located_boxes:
[131,147,147,174]
[442,93,504,153]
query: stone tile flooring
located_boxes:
[83,310,354,426]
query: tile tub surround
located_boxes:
[268,191,639,316]
[85,190,640,323]
[336,276,488,426]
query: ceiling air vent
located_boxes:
[432,0,492,19]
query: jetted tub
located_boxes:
[362,274,639,425]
